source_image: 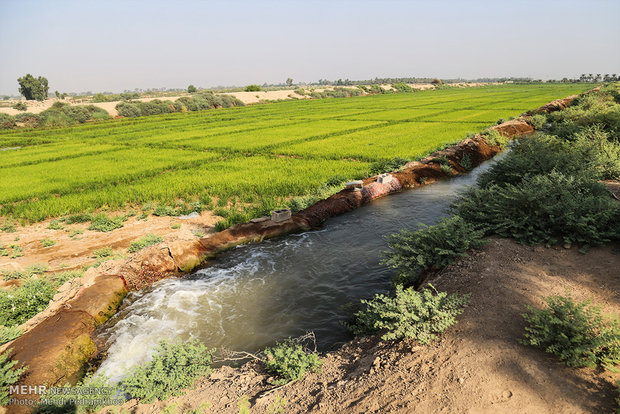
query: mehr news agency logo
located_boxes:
[8,385,125,407]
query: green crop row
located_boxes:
[0,84,590,222]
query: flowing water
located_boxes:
[95,156,501,383]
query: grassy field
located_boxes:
[0,84,589,224]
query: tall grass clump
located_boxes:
[347,285,470,344]
[521,295,620,369]
[120,339,214,403]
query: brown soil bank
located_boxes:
[106,238,620,414]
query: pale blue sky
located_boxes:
[0,0,618,95]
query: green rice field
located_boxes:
[0,84,589,223]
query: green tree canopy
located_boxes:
[17,74,49,101]
[187,84,197,93]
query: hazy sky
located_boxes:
[0,0,618,95]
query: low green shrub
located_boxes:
[120,339,214,403]
[88,214,125,232]
[458,153,473,171]
[0,325,21,345]
[12,102,27,111]
[347,284,470,344]
[92,247,114,258]
[0,278,56,326]
[529,114,547,129]
[383,216,487,286]
[245,85,261,92]
[0,220,16,233]
[483,129,509,148]
[116,101,141,117]
[573,125,620,180]
[0,113,16,129]
[64,213,92,224]
[1,263,48,281]
[477,134,593,188]
[128,234,163,253]
[454,171,620,250]
[1,350,27,405]
[391,82,413,93]
[41,239,56,247]
[47,219,64,230]
[521,295,620,369]
[264,339,322,385]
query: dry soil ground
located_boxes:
[101,237,620,414]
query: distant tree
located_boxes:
[244,85,261,92]
[17,74,49,101]
[431,78,443,85]
[187,85,197,93]
[286,78,293,87]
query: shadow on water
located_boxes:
[95,154,504,382]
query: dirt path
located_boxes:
[105,238,620,414]
[0,212,218,280]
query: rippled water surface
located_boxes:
[96,157,501,382]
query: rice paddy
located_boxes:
[0,84,589,222]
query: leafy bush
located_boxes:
[458,153,473,171]
[116,101,142,117]
[477,134,593,188]
[0,113,16,130]
[529,114,547,129]
[521,295,620,369]
[187,85,197,93]
[483,129,509,148]
[92,247,114,258]
[41,239,56,247]
[47,219,64,230]
[0,325,21,345]
[392,82,413,93]
[347,285,470,344]
[64,213,92,224]
[12,102,27,111]
[128,234,163,253]
[0,278,56,326]
[369,157,409,175]
[264,339,322,385]
[546,91,620,139]
[2,264,48,281]
[88,214,125,232]
[120,339,214,403]
[454,171,620,249]
[573,125,620,180]
[383,216,487,286]
[245,85,262,92]
[1,350,27,405]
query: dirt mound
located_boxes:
[107,238,620,414]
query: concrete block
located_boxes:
[376,173,393,184]
[346,180,363,191]
[271,209,292,222]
